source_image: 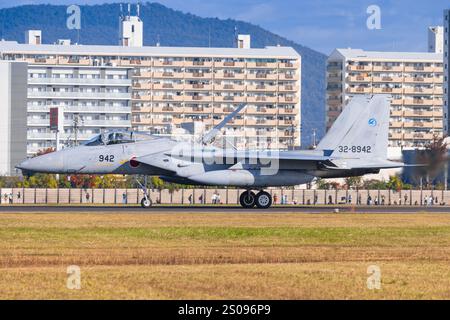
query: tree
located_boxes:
[344,176,362,189]
[386,175,403,192]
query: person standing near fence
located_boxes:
[122,192,127,205]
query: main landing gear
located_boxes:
[239,190,272,209]
[136,176,153,208]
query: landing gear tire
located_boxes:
[140,198,152,208]
[256,191,272,209]
[240,191,256,208]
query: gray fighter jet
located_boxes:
[17,95,405,209]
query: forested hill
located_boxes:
[0,2,327,147]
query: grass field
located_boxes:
[0,211,450,299]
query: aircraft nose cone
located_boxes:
[16,152,64,174]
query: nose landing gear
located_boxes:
[239,190,272,209]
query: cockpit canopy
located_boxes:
[83,131,156,146]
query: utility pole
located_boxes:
[312,128,317,149]
[73,114,83,146]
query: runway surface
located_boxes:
[0,205,449,213]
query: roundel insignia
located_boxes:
[368,118,377,127]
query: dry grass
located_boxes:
[0,212,450,299]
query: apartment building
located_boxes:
[327,48,444,149]
[0,40,301,152]
[26,65,132,155]
[444,10,450,134]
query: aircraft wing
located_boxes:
[164,148,339,170]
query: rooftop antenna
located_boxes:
[137,3,140,17]
[128,3,131,17]
[156,34,160,47]
[120,3,123,18]
[234,25,238,48]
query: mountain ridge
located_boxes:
[0,2,326,147]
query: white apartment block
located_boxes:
[444,10,450,134]
[327,48,444,149]
[428,26,444,53]
[0,40,301,151]
[26,65,132,155]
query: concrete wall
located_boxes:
[0,61,28,176]
[1,188,450,206]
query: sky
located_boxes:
[0,0,448,54]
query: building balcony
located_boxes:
[185,61,213,68]
[391,99,403,105]
[404,77,434,83]
[132,94,152,101]
[214,61,245,68]
[403,133,436,140]
[185,95,213,102]
[58,57,91,65]
[279,61,300,69]
[214,95,246,103]
[277,119,295,127]
[346,87,372,94]
[153,72,184,79]
[278,73,296,81]
[347,65,372,72]
[278,107,295,115]
[372,87,402,94]
[278,96,298,104]
[244,73,266,80]
[152,83,184,90]
[434,88,443,95]
[184,106,213,114]
[373,65,403,72]
[388,133,403,140]
[214,72,246,80]
[403,98,433,106]
[279,85,300,92]
[347,76,371,83]
[433,121,443,129]
[134,71,153,78]
[403,121,433,128]
[246,107,273,115]
[247,61,278,69]
[28,78,131,86]
[434,98,443,105]
[389,121,403,128]
[214,84,245,91]
[403,110,433,117]
[151,106,177,113]
[404,66,434,73]
[390,110,403,117]
[434,66,444,73]
[28,91,130,100]
[403,87,434,94]
[152,95,185,102]
[246,85,277,92]
[184,72,211,79]
[372,76,402,83]
[185,84,212,91]
[133,82,152,89]
[153,60,185,67]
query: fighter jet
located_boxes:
[17,95,405,209]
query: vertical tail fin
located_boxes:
[318,95,390,159]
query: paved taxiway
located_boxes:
[0,205,449,213]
